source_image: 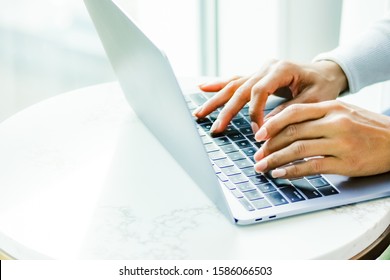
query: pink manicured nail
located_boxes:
[271,168,287,178]
[192,106,203,117]
[254,148,264,162]
[254,159,268,172]
[255,127,268,141]
[210,119,221,133]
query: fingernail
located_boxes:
[254,159,268,172]
[255,127,267,141]
[192,106,203,117]
[271,168,286,178]
[210,119,221,133]
[251,122,259,134]
[254,148,264,162]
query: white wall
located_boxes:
[340,0,390,112]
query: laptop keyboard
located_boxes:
[186,92,339,212]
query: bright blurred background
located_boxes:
[0,0,389,122]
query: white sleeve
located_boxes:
[314,13,390,93]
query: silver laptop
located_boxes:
[84,0,390,225]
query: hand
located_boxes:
[194,60,348,134]
[253,100,390,178]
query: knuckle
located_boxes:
[285,103,302,116]
[251,83,266,96]
[291,141,307,157]
[225,80,240,91]
[274,60,294,73]
[266,153,278,169]
[309,158,323,174]
[285,124,298,137]
[287,163,301,178]
[335,114,352,128]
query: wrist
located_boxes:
[314,60,348,96]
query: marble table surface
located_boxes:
[0,81,389,259]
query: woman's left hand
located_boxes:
[253,100,390,178]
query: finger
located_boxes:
[249,62,299,132]
[270,156,341,179]
[194,77,248,119]
[210,76,265,133]
[210,95,249,134]
[255,102,328,141]
[198,75,242,92]
[254,119,327,162]
[254,138,335,173]
[263,87,318,122]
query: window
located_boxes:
[0,0,388,123]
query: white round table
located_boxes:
[0,81,389,259]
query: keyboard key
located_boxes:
[217,173,229,182]
[232,189,244,198]
[253,142,263,148]
[241,167,257,177]
[256,182,276,193]
[249,175,269,185]
[220,165,241,176]
[196,117,211,124]
[200,122,213,132]
[221,144,238,154]
[214,158,233,168]
[244,189,263,201]
[236,181,256,192]
[202,91,216,99]
[265,191,289,206]
[291,179,322,199]
[227,132,245,142]
[246,134,256,143]
[223,181,236,190]
[229,173,248,184]
[201,135,212,144]
[204,143,219,152]
[208,111,219,121]
[227,151,246,161]
[252,198,272,210]
[232,118,250,128]
[213,136,230,146]
[212,163,221,174]
[242,147,257,157]
[224,125,237,134]
[309,177,330,188]
[189,93,207,105]
[235,158,252,169]
[208,150,225,160]
[235,139,252,149]
[317,185,339,196]
[197,127,206,136]
[239,126,253,135]
[238,198,255,211]
[240,106,250,116]
[187,103,197,110]
[271,178,293,188]
[279,187,305,203]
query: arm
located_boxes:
[253,100,390,178]
[195,60,347,134]
[314,12,390,93]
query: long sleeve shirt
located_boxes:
[314,13,390,93]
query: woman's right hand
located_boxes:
[193,60,348,135]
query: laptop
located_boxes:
[84,0,390,225]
